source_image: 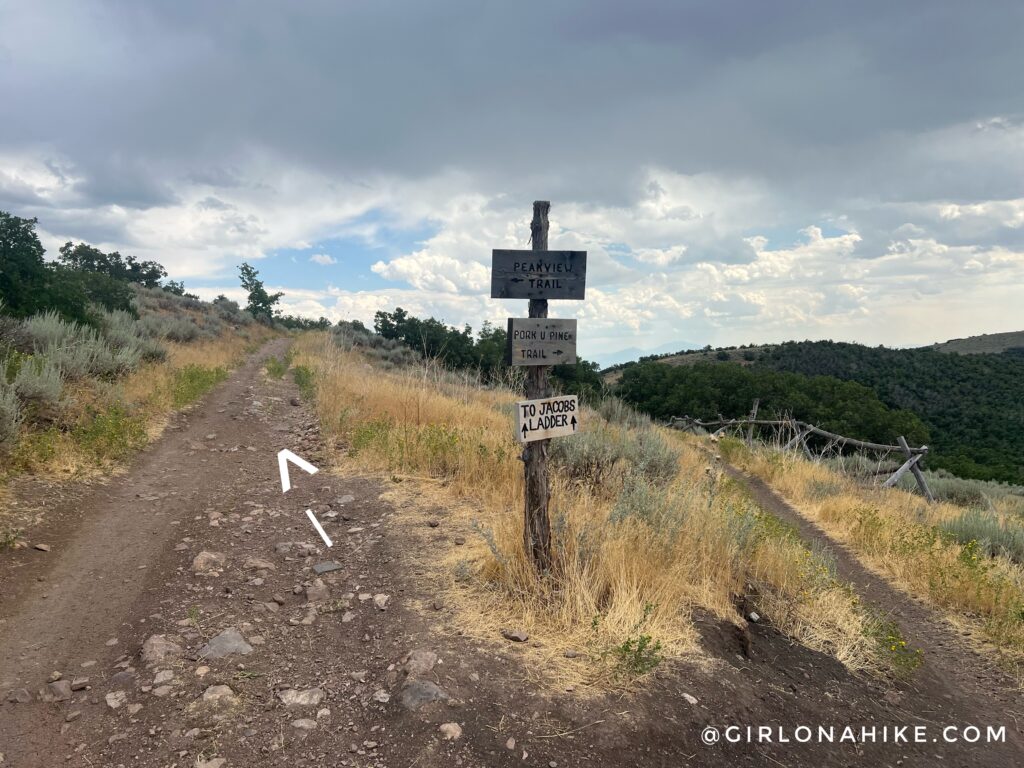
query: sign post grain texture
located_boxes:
[506,318,577,366]
[490,250,587,300]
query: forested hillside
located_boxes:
[612,339,1024,484]
[615,362,930,448]
[759,341,1024,483]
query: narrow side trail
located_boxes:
[721,463,1024,749]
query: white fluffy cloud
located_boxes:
[309,253,336,265]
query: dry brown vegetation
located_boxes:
[292,332,898,689]
[720,438,1024,661]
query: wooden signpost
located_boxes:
[506,318,577,366]
[491,202,587,573]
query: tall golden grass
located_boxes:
[293,333,888,686]
[722,438,1024,658]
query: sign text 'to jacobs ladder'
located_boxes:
[490,202,587,572]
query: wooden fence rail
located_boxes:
[667,414,935,502]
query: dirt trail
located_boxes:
[1,341,1022,767]
[722,464,1024,747]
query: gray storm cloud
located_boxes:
[1,0,1022,356]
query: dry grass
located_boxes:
[293,333,891,689]
[720,438,1024,659]
[2,329,272,481]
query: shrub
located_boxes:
[939,510,1024,564]
[631,430,681,485]
[21,310,81,350]
[11,355,63,414]
[0,382,22,452]
[0,311,30,356]
[163,317,201,342]
[551,426,624,487]
[597,397,652,430]
[609,473,673,528]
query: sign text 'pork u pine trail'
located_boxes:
[506,318,577,366]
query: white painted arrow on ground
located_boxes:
[277,450,332,547]
[278,449,318,493]
[305,509,333,548]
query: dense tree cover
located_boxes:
[372,307,604,397]
[1,210,197,325]
[758,341,1024,483]
[276,314,333,330]
[374,307,505,379]
[58,242,167,288]
[616,361,930,450]
[238,262,283,324]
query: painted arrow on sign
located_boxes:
[277,449,318,493]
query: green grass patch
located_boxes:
[264,356,287,379]
[172,365,229,408]
[292,365,315,399]
[72,405,148,461]
[867,616,923,675]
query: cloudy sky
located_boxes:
[2,1,1023,365]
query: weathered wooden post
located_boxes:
[897,435,935,503]
[524,202,553,571]
[746,398,759,447]
[491,202,587,573]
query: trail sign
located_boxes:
[490,250,587,300]
[515,395,580,443]
[506,318,577,366]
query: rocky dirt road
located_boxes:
[1,341,1022,767]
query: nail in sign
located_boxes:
[515,395,580,443]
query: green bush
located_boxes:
[0,382,22,452]
[609,473,673,528]
[172,365,229,408]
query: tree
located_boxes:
[58,241,167,288]
[163,280,187,296]
[0,212,50,317]
[238,262,283,323]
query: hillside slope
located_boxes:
[605,338,1024,484]
[932,329,1024,355]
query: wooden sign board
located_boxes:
[506,318,577,366]
[490,250,587,300]
[515,395,579,443]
